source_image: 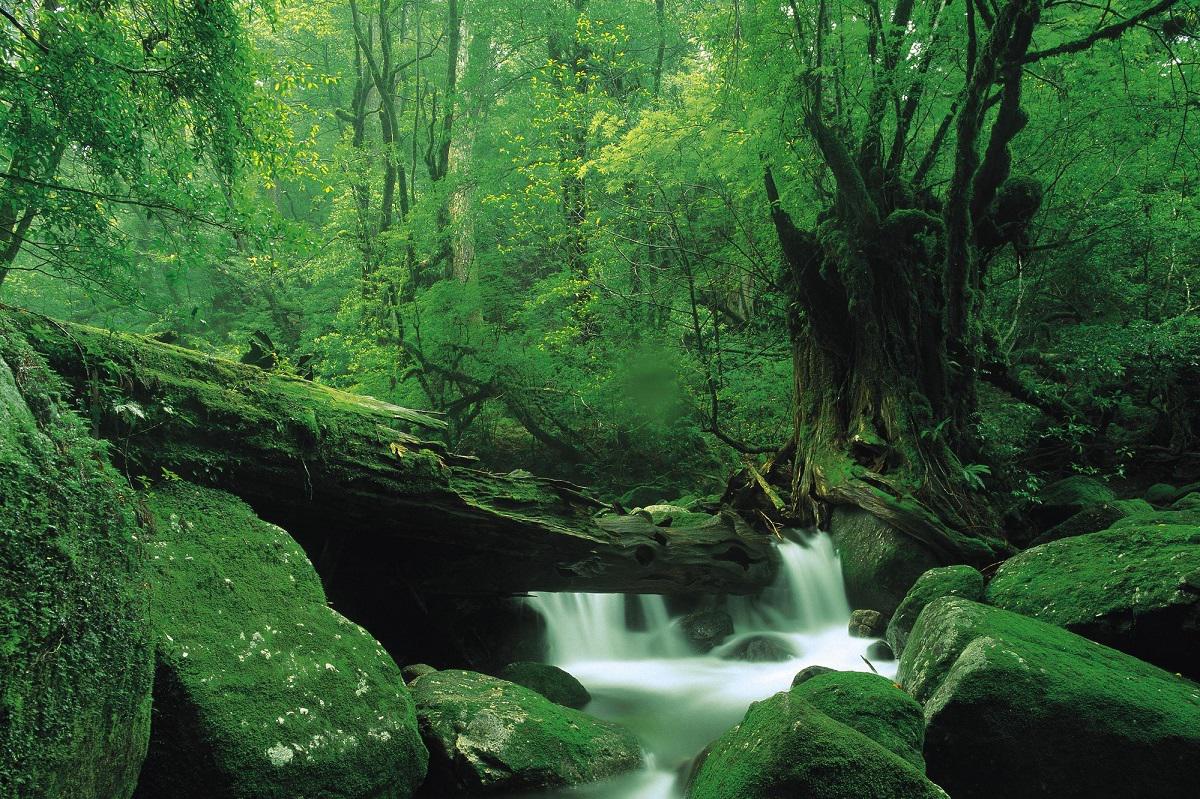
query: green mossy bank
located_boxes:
[133,482,427,799]
[0,322,153,799]
[899,597,1200,798]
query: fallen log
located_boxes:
[4,308,776,603]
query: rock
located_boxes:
[899,597,1200,799]
[718,634,794,662]
[411,670,642,794]
[403,663,438,684]
[791,665,836,686]
[790,671,925,770]
[1173,492,1200,511]
[848,609,886,638]
[686,690,946,799]
[0,331,153,799]
[866,641,895,661]
[885,565,984,656]
[1027,499,1151,547]
[678,609,735,653]
[1145,482,1179,506]
[1032,475,1116,529]
[497,662,591,709]
[830,506,941,616]
[984,523,1200,678]
[621,484,666,509]
[133,482,427,799]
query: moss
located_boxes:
[686,689,946,799]
[133,482,427,799]
[1038,474,1115,508]
[496,662,591,709]
[984,522,1200,677]
[790,671,926,771]
[411,670,641,793]
[0,321,152,799]
[898,597,1200,799]
[1144,482,1179,506]
[886,565,984,656]
[7,312,449,495]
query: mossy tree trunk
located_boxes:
[758,0,1049,559]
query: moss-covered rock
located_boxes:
[496,662,591,709]
[133,482,427,799]
[885,565,983,656]
[1145,482,1179,506]
[830,506,941,616]
[985,523,1200,678]
[685,689,946,799]
[0,327,153,799]
[411,670,641,794]
[898,597,1200,799]
[1031,475,1116,530]
[678,609,734,652]
[1027,499,1152,547]
[789,672,925,771]
[1173,492,1200,511]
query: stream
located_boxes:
[512,532,896,799]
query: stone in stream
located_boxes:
[865,640,895,661]
[678,609,735,653]
[411,670,642,794]
[497,661,591,709]
[984,521,1200,678]
[899,597,1200,799]
[791,664,836,686]
[790,671,926,771]
[686,688,947,799]
[885,565,984,657]
[719,634,794,662]
[848,609,887,638]
[0,332,153,799]
[132,482,427,799]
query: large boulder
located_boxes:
[0,329,152,799]
[133,482,427,799]
[985,523,1200,678]
[496,662,591,709]
[899,597,1200,799]
[886,565,984,656]
[790,671,925,771]
[411,670,642,794]
[685,688,946,799]
[829,506,941,616]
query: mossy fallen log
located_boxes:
[4,308,776,601]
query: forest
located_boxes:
[2,1,1199,798]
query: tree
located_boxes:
[725,0,1185,547]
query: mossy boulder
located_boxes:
[685,689,946,799]
[885,565,983,656]
[1031,475,1115,529]
[133,482,427,799]
[1145,482,1179,506]
[848,609,886,638]
[496,662,591,709]
[411,670,642,794]
[1173,492,1200,511]
[678,609,734,652]
[985,523,1200,678]
[790,671,925,771]
[0,331,153,799]
[1027,499,1152,547]
[718,634,794,662]
[899,597,1200,799]
[830,506,941,616]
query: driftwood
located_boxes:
[5,308,776,600]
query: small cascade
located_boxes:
[521,532,890,799]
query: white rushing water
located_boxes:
[516,532,895,799]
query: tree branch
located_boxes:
[1023,0,1181,63]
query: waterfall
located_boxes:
[520,532,889,799]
